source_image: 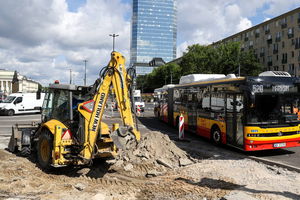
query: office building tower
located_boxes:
[130,0,177,75]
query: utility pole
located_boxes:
[109,34,119,51]
[83,60,88,86]
[69,69,72,84]
[238,48,241,77]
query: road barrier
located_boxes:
[179,114,184,140]
[137,105,141,116]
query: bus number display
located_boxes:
[252,85,263,93]
[272,85,289,93]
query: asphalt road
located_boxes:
[0,114,41,149]
[0,110,299,171]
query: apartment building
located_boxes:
[215,7,300,76]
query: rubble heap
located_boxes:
[110,131,194,177]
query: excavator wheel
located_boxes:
[20,146,31,157]
[37,129,53,169]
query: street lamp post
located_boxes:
[83,60,88,86]
[109,34,119,51]
[69,69,72,84]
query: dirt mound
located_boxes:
[110,131,194,177]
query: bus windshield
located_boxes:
[247,94,300,125]
[2,96,16,103]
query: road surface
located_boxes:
[0,111,300,171]
[0,114,41,149]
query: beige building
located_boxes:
[0,69,40,95]
[214,7,300,76]
[0,69,14,94]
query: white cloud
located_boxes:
[264,0,300,16]
[176,0,300,56]
[237,18,252,32]
[0,0,130,85]
[1,0,300,85]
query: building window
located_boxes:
[264,24,270,34]
[296,38,300,49]
[282,41,285,48]
[282,53,288,64]
[276,32,281,42]
[245,32,249,41]
[255,28,260,38]
[281,17,287,28]
[268,55,272,66]
[249,41,253,48]
[260,47,265,57]
[241,44,245,51]
[288,28,294,38]
[267,34,272,44]
[292,51,295,58]
[289,64,295,75]
[273,43,278,54]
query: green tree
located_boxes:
[136,42,263,92]
[179,44,216,75]
[240,50,263,76]
[215,42,240,74]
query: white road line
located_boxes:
[0,120,40,122]
[0,115,40,118]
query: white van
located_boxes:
[0,93,45,116]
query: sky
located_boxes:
[0,0,300,86]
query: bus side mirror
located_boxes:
[37,90,41,100]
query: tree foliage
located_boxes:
[136,42,263,92]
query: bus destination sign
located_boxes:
[252,84,290,93]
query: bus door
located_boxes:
[167,88,174,126]
[225,93,244,148]
[187,90,198,131]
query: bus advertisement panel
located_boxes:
[154,72,300,151]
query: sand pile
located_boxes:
[110,131,194,177]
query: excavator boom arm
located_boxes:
[78,52,140,160]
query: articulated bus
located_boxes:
[154,71,300,151]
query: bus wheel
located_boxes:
[211,127,221,145]
[37,130,53,170]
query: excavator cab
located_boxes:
[41,84,91,128]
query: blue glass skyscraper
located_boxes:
[130,0,177,66]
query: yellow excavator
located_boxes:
[8,51,140,169]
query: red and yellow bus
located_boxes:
[154,71,300,151]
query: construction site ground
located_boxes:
[0,111,300,200]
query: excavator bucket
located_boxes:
[8,125,22,153]
[110,127,138,150]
